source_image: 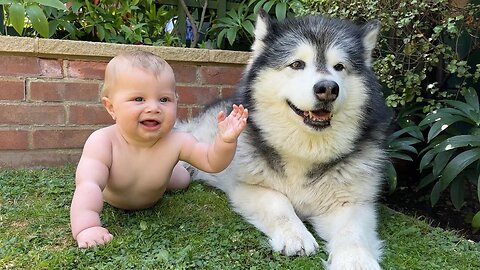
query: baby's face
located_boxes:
[106,66,178,144]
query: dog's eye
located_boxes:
[289,60,305,70]
[333,63,345,71]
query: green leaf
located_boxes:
[34,0,67,10]
[388,126,423,143]
[9,2,25,36]
[96,25,105,41]
[431,135,480,155]
[472,210,480,229]
[217,29,226,48]
[417,173,436,191]
[426,114,466,142]
[443,100,477,120]
[419,149,435,172]
[389,138,418,154]
[0,0,13,4]
[430,181,442,206]
[478,171,480,203]
[419,111,458,127]
[432,150,454,177]
[462,87,479,113]
[253,0,268,14]
[26,4,49,37]
[275,2,287,20]
[226,27,237,46]
[385,161,397,193]
[450,176,465,210]
[242,20,255,37]
[439,148,480,191]
[389,152,413,161]
[263,0,275,13]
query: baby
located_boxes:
[70,50,248,248]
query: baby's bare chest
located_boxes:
[107,146,179,191]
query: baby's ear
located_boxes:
[102,97,116,120]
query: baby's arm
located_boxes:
[180,104,248,172]
[70,130,113,248]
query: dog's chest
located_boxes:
[259,159,355,216]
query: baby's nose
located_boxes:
[145,101,161,113]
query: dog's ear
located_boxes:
[361,20,381,67]
[251,9,271,53]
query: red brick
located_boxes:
[32,129,95,149]
[190,107,204,117]
[199,66,244,85]
[30,81,100,102]
[221,87,236,98]
[0,104,65,125]
[177,86,220,105]
[0,56,40,76]
[68,60,107,80]
[0,130,28,150]
[39,59,63,78]
[0,80,25,100]
[170,62,197,83]
[177,106,189,120]
[68,105,114,125]
[0,149,82,168]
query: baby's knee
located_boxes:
[168,165,191,190]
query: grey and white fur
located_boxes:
[178,11,391,270]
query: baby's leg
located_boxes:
[167,163,191,190]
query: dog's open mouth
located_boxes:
[287,100,332,129]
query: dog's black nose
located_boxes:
[314,80,339,102]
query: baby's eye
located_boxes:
[160,97,170,103]
[134,97,144,102]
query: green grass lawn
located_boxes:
[1,166,479,269]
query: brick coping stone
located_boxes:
[0,36,251,64]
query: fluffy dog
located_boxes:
[178,11,391,270]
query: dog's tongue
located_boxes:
[303,110,331,121]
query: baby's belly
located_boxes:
[103,185,167,210]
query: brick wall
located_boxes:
[0,37,249,168]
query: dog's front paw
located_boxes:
[269,225,319,256]
[325,245,380,270]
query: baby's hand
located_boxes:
[217,104,248,143]
[76,226,113,248]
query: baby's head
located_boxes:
[102,50,175,98]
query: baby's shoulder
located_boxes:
[86,126,115,145]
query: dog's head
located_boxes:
[244,12,381,132]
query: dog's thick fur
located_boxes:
[178,12,390,270]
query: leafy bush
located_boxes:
[0,0,66,37]
[209,0,303,49]
[417,88,480,229]
[0,0,181,46]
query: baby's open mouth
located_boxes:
[287,100,332,129]
[140,120,160,127]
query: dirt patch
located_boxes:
[381,170,480,242]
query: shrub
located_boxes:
[418,88,480,229]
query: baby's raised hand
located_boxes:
[76,226,113,248]
[217,104,248,143]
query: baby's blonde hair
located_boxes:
[101,50,173,97]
